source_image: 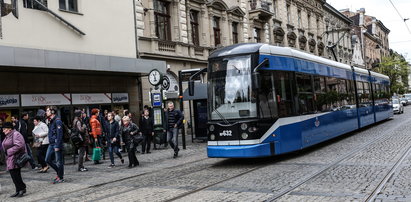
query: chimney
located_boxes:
[372,17,377,35]
[358,8,365,26]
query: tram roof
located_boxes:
[209,43,388,80]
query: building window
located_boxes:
[59,0,77,12]
[213,17,221,46]
[24,0,47,10]
[286,5,291,24]
[316,18,320,34]
[297,10,302,28]
[190,10,199,46]
[154,0,171,41]
[254,28,261,43]
[232,22,239,44]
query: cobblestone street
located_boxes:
[1,107,411,202]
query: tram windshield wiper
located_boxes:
[213,107,230,125]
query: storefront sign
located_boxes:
[112,93,129,103]
[0,94,20,107]
[72,93,112,105]
[21,94,71,106]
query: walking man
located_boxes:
[45,106,65,183]
[165,102,183,158]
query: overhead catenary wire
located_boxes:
[388,0,411,35]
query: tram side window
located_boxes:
[296,73,315,115]
[314,76,328,112]
[259,73,278,119]
[362,82,371,106]
[274,71,296,117]
[346,80,356,105]
[324,77,341,111]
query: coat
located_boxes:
[104,120,120,142]
[33,121,49,145]
[120,122,139,143]
[48,116,64,149]
[139,116,154,135]
[165,109,184,129]
[90,115,102,139]
[73,118,90,147]
[2,130,26,171]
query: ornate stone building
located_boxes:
[134,0,355,107]
[341,8,390,69]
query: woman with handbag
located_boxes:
[121,116,140,168]
[32,116,49,173]
[2,122,27,197]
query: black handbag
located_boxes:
[15,152,31,168]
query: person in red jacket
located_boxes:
[90,108,102,164]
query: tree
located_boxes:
[375,51,410,95]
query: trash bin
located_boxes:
[153,127,167,149]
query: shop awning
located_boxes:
[0,45,166,74]
[183,83,207,101]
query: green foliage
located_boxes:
[375,52,410,95]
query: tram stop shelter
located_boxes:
[183,82,208,141]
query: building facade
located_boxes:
[341,8,390,69]
[0,0,165,124]
[135,0,355,108]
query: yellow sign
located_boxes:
[0,110,12,122]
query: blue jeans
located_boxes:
[167,128,179,152]
[45,144,64,179]
[108,143,122,165]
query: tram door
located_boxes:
[193,99,208,140]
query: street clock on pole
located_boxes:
[148,69,163,86]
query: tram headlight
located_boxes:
[209,125,215,132]
[210,134,216,140]
[241,123,248,130]
[248,127,258,133]
[241,133,248,140]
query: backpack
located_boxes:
[54,118,71,143]
[70,120,84,146]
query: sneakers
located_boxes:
[108,164,115,168]
[54,179,65,184]
[78,167,88,172]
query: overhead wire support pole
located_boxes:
[325,28,351,62]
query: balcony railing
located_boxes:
[158,40,176,52]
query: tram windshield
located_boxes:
[208,55,257,120]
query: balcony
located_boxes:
[249,0,273,21]
[158,40,176,52]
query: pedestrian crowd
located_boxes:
[0,102,184,198]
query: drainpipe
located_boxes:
[133,0,140,58]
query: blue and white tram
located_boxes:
[197,43,392,158]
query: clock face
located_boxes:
[149,69,162,86]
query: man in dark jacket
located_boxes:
[165,102,184,158]
[45,106,65,184]
[105,112,124,168]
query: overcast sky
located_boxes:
[327,0,411,62]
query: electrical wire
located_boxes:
[388,0,411,35]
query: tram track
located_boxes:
[265,116,411,201]
[365,144,411,202]
[161,116,411,202]
[34,155,212,201]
